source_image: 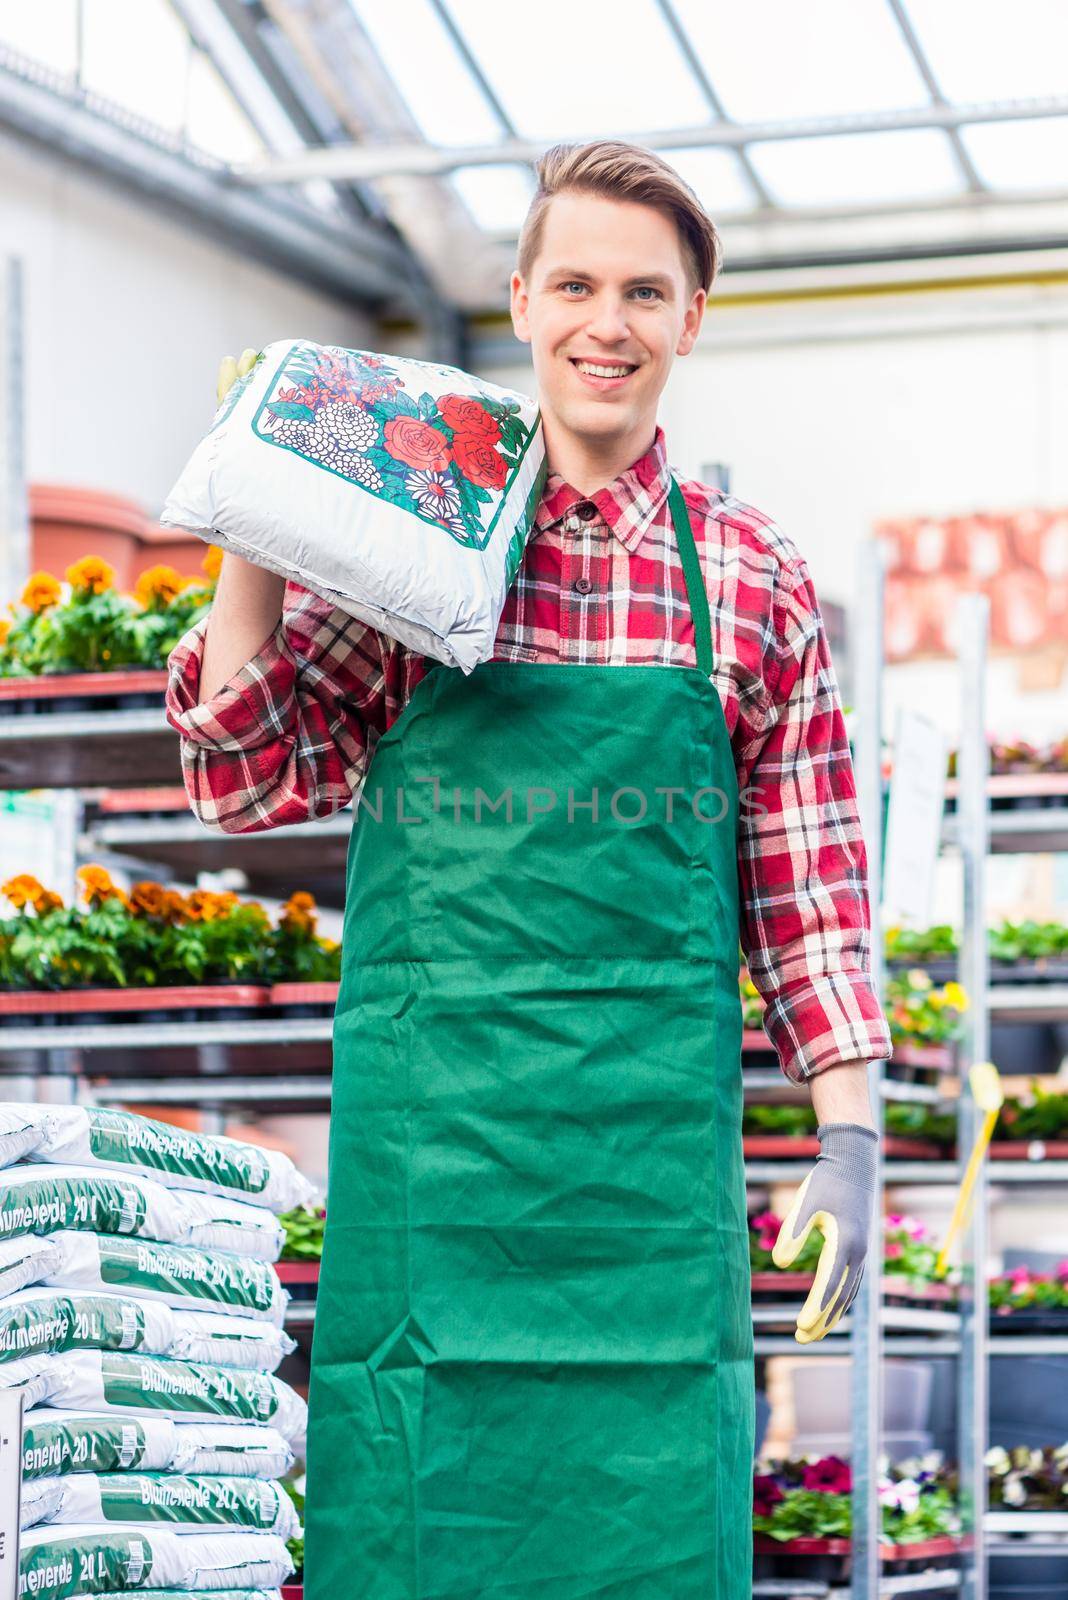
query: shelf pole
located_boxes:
[957,591,990,1600]
[849,536,889,1600]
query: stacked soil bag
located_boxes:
[0,1103,312,1599]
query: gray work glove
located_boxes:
[770,1121,879,1344]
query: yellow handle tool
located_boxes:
[934,1060,1003,1275]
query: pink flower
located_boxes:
[1006,1266,1031,1285]
[750,1211,781,1231]
[753,1474,785,1517]
[885,1213,905,1228]
[885,1241,904,1258]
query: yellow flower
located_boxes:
[0,618,10,644]
[201,545,223,582]
[66,555,115,595]
[2,873,46,910]
[20,572,62,613]
[943,981,969,1011]
[133,565,185,607]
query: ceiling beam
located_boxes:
[232,94,1068,184]
[0,50,425,312]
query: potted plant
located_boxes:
[276,1203,326,1300]
[989,1264,1068,1333]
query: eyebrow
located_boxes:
[549,268,676,291]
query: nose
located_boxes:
[584,293,631,344]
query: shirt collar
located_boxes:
[531,424,672,555]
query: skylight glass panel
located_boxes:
[348,0,503,144]
[655,146,759,215]
[903,0,1068,101]
[443,0,710,138]
[172,0,306,157]
[81,0,190,131]
[960,116,1068,192]
[669,0,929,121]
[750,128,965,207]
[186,48,266,163]
[0,2,79,76]
[451,164,537,232]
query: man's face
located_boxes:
[510,190,705,452]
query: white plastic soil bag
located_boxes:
[0,1235,62,1299]
[160,339,546,674]
[22,1409,179,1479]
[0,1166,284,1261]
[18,1523,294,1597]
[42,1234,288,1325]
[2,1105,313,1213]
[40,1474,299,1538]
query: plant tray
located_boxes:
[0,983,270,1026]
[276,1261,321,1284]
[989,1304,1068,1333]
[989,1139,1068,1160]
[742,1135,946,1159]
[0,669,168,715]
[269,983,340,1007]
[750,1272,956,1304]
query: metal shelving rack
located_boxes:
[2,553,1066,1600]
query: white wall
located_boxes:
[1,128,377,515]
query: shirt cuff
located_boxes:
[164,614,298,753]
[758,969,894,1085]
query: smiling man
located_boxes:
[166,138,891,1600]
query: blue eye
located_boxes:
[632,286,662,301]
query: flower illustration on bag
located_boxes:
[252,343,535,548]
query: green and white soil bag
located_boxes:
[18,1524,294,1598]
[0,1234,62,1298]
[87,1593,282,1600]
[18,1522,192,1599]
[42,1233,288,1324]
[0,1288,174,1364]
[21,1410,293,1482]
[4,1106,312,1213]
[0,1166,284,1261]
[0,1103,44,1165]
[167,1310,294,1373]
[39,1474,299,1538]
[22,1410,179,1479]
[11,1351,307,1446]
[20,1476,63,1529]
[160,339,546,673]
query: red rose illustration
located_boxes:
[451,430,507,491]
[384,416,450,472]
[438,394,501,444]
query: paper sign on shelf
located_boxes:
[881,707,948,928]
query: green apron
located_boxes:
[305,477,755,1598]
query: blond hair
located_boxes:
[516,140,722,296]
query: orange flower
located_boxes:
[133,565,185,607]
[129,881,167,917]
[287,892,317,912]
[186,889,237,922]
[2,873,46,910]
[0,618,10,644]
[35,889,64,915]
[77,863,129,907]
[66,555,115,595]
[201,546,223,582]
[161,889,190,923]
[20,572,62,613]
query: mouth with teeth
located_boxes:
[569,357,638,391]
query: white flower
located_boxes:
[985,1446,1010,1473]
[405,469,461,518]
[1004,1478,1027,1507]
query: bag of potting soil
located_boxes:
[167,1310,295,1374]
[17,1351,306,1447]
[160,1530,294,1590]
[18,1522,192,1598]
[22,1410,178,1480]
[169,1422,293,1481]
[0,1288,175,1364]
[0,1103,45,1166]
[85,1593,282,1600]
[42,1233,287,1324]
[3,1106,313,1213]
[40,1475,300,1539]
[0,1167,284,1261]
[2,1354,66,1410]
[0,1235,62,1299]
[160,339,546,674]
[20,1477,63,1530]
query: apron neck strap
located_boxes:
[666,475,713,677]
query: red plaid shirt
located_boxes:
[165,424,892,1085]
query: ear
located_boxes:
[676,286,707,357]
[510,270,532,345]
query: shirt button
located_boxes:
[576,500,597,521]
[573,576,593,595]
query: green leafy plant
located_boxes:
[886,968,968,1046]
[279,1203,326,1262]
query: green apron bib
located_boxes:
[305,477,755,1598]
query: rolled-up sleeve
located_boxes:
[164,580,412,835]
[734,554,893,1084]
